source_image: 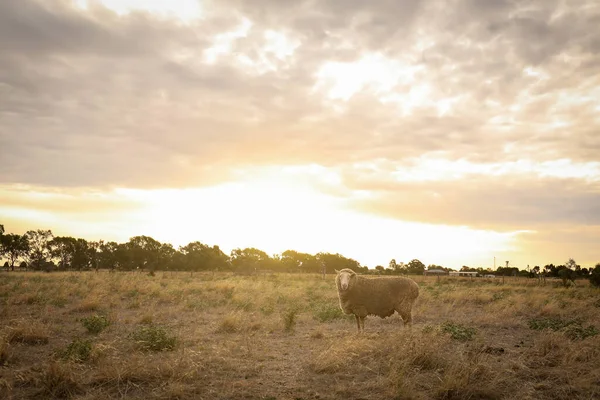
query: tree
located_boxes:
[156,243,176,271]
[98,241,120,270]
[406,259,426,275]
[72,238,94,270]
[114,243,134,270]
[317,252,362,274]
[180,241,229,272]
[388,259,407,275]
[589,263,600,288]
[231,247,270,273]
[127,236,162,272]
[280,250,303,272]
[25,229,54,271]
[557,265,576,287]
[496,266,520,277]
[532,265,541,282]
[280,250,320,273]
[49,236,77,270]
[565,258,580,272]
[1,233,29,271]
[87,240,102,271]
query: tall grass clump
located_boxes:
[0,338,10,366]
[282,307,299,332]
[39,361,82,398]
[7,322,50,345]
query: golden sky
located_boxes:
[1,0,599,269]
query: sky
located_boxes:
[1,0,599,270]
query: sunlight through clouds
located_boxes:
[75,0,203,22]
[99,183,519,268]
[314,53,425,101]
[203,18,253,64]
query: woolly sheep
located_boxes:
[335,268,419,333]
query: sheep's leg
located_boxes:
[359,316,365,332]
[355,315,361,333]
[403,313,412,328]
[398,304,413,328]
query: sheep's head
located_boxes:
[335,268,356,291]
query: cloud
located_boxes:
[349,176,600,229]
[1,0,599,265]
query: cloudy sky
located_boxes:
[1,0,599,269]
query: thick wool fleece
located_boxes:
[336,269,419,323]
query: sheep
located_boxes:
[335,268,419,333]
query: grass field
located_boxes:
[1,271,599,400]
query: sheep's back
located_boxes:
[345,276,419,317]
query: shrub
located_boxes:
[564,325,599,340]
[62,338,92,362]
[131,325,177,351]
[528,317,598,340]
[528,317,577,331]
[81,314,110,334]
[440,321,477,341]
[312,303,346,322]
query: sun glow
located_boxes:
[0,166,517,269]
[118,181,516,268]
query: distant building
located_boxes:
[449,271,478,277]
[483,274,496,278]
[424,269,448,276]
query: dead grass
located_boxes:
[0,337,10,366]
[6,320,50,345]
[0,272,599,399]
[38,361,83,398]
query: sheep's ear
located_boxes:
[334,269,340,274]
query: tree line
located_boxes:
[0,225,365,274]
[1,224,599,286]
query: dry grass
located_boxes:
[5,320,50,345]
[0,337,10,366]
[0,271,599,399]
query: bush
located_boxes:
[529,317,598,340]
[528,317,577,331]
[131,325,177,351]
[589,265,600,288]
[81,314,110,334]
[564,325,599,340]
[312,303,346,322]
[440,321,477,341]
[62,338,92,362]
